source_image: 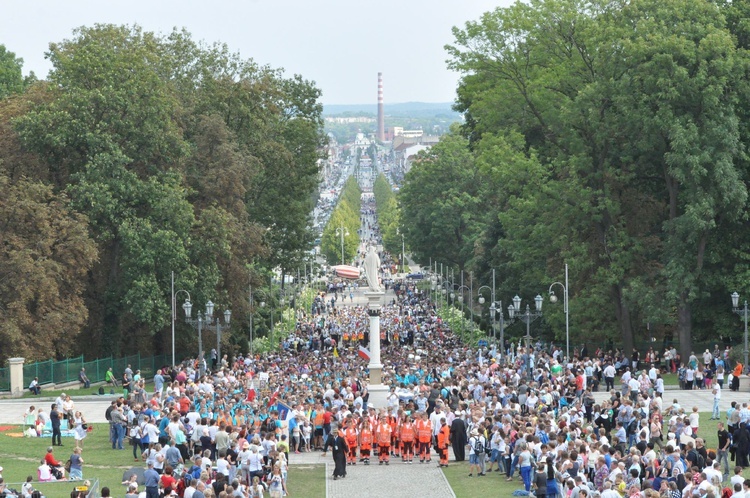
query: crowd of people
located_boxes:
[4,205,750,498]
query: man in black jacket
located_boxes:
[450,412,467,462]
[322,427,349,480]
[50,403,62,446]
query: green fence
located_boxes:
[0,353,179,392]
[0,366,8,391]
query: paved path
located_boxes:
[289,449,455,498]
[592,387,747,412]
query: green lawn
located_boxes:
[443,463,528,497]
[441,411,750,496]
[0,423,135,497]
[0,424,325,498]
[287,465,326,498]
[3,413,735,498]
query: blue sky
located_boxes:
[2,0,512,104]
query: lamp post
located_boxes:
[249,284,256,358]
[183,299,231,373]
[477,281,493,348]
[171,271,192,367]
[510,294,544,346]
[253,288,271,349]
[336,226,350,265]
[396,228,405,273]
[549,263,570,362]
[509,294,543,379]
[732,291,749,371]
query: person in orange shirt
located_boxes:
[400,416,417,463]
[416,412,433,463]
[389,414,400,458]
[733,361,744,391]
[343,418,358,465]
[376,416,392,465]
[437,417,450,467]
[359,419,373,465]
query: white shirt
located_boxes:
[604,365,616,377]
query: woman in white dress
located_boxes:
[73,411,87,448]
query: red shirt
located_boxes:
[161,474,176,490]
[322,412,332,425]
[575,375,584,390]
[45,453,60,467]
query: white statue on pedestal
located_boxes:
[364,246,382,292]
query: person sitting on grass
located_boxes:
[78,368,90,389]
[38,459,54,482]
[105,367,118,387]
[29,377,41,396]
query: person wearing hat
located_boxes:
[322,427,348,480]
[468,427,487,477]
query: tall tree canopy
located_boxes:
[0,25,324,360]
[398,0,750,358]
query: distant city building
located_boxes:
[377,72,385,142]
[387,127,424,140]
[324,116,376,124]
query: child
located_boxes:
[303,421,312,452]
[614,473,626,496]
[689,406,700,436]
[21,476,35,498]
[278,452,288,487]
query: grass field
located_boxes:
[440,411,750,497]
[0,412,740,498]
[0,424,325,498]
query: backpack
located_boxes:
[692,450,705,470]
[98,386,105,395]
[472,436,485,454]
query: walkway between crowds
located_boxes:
[289,448,456,498]
[591,386,745,412]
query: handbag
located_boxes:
[64,460,72,473]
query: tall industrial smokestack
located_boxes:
[377,72,385,142]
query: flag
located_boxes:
[359,345,370,361]
[333,347,339,358]
[246,381,257,402]
[275,401,294,423]
[267,386,281,408]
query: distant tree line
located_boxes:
[321,176,361,266]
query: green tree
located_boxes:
[399,130,481,271]
[321,176,361,265]
[0,173,97,361]
[446,0,748,358]
[0,45,25,99]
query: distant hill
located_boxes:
[323,102,459,119]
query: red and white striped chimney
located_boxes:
[377,72,385,142]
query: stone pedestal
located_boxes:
[365,291,388,408]
[8,357,24,398]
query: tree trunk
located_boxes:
[677,291,693,365]
[612,283,635,356]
